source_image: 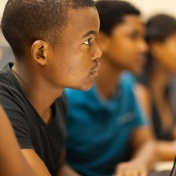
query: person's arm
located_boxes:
[22,148,79,176]
[55,149,81,176]
[134,84,152,119]
[155,140,176,161]
[21,149,51,176]
[57,165,81,176]
[115,126,156,176]
[0,95,51,176]
[130,126,156,169]
[0,106,34,176]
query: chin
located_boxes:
[79,84,94,91]
[76,80,94,91]
[66,77,95,91]
[130,67,143,75]
[66,83,93,91]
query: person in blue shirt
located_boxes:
[65,1,156,176]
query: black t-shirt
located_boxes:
[0,63,67,175]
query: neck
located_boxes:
[12,60,63,123]
[95,56,122,100]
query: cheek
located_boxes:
[108,41,123,59]
[65,55,90,79]
[158,46,176,73]
[167,45,176,60]
[160,45,176,65]
[112,39,135,59]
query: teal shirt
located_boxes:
[65,74,148,176]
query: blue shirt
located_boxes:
[65,74,148,176]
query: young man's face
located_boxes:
[46,7,102,91]
[100,15,148,74]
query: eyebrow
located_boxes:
[82,30,98,39]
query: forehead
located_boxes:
[60,8,100,42]
[111,15,145,36]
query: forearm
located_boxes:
[0,106,35,176]
[156,140,176,161]
[131,140,157,170]
[56,164,80,176]
[114,141,156,176]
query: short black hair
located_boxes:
[95,0,140,35]
[146,14,176,43]
[1,0,95,58]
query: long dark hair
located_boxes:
[145,14,176,73]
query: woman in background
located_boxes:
[136,14,176,160]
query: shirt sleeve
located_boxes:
[0,91,34,149]
[121,74,149,127]
[133,96,149,127]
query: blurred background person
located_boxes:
[65,1,156,176]
[135,14,176,161]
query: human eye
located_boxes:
[129,33,138,40]
[83,38,91,45]
[128,31,141,40]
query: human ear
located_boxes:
[31,40,48,66]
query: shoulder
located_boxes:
[119,72,137,100]
[121,72,137,87]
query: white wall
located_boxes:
[0,0,7,19]
[0,0,8,46]
[126,0,176,20]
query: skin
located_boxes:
[150,33,176,75]
[98,15,147,78]
[135,33,176,161]
[0,106,34,176]
[95,15,155,176]
[11,7,101,176]
[0,47,3,60]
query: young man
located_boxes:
[0,106,34,176]
[0,0,101,176]
[65,1,156,176]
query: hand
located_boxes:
[114,161,147,176]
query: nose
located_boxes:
[91,42,102,60]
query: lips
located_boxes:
[90,62,100,77]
